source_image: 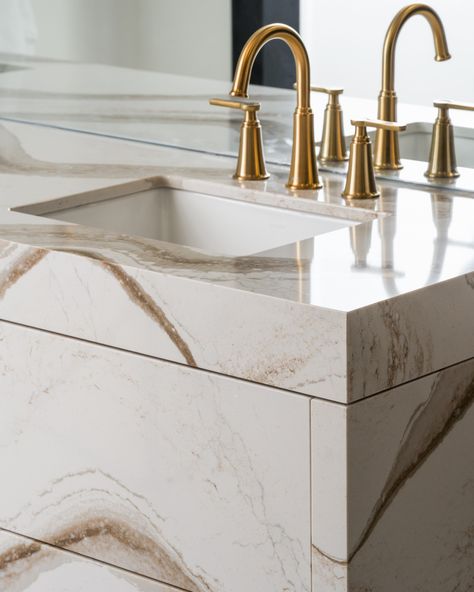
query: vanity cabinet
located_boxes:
[0,320,472,591]
[0,318,473,592]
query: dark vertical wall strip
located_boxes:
[232,0,300,89]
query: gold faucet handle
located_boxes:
[433,99,474,113]
[310,86,344,98]
[342,119,406,200]
[351,118,407,132]
[209,97,269,181]
[293,83,344,97]
[424,100,473,180]
[294,84,348,162]
[209,97,261,112]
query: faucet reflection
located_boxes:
[426,193,453,284]
[347,187,405,296]
[374,3,451,171]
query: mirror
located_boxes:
[302,0,474,106]
[0,0,232,81]
[0,0,472,176]
[0,0,299,163]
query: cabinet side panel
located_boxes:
[0,321,311,592]
[311,358,474,591]
[347,359,474,591]
[0,529,175,592]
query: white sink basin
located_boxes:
[20,186,356,257]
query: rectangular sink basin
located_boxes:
[367,122,474,168]
[19,186,357,257]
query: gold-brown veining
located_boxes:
[53,247,197,367]
[0,516,207,592]
[0,247,48,298]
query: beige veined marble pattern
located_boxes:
[0,528,179,592]
[0,320,311,592]
[312,357,474,591]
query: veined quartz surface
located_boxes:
[311,357,474,591]
[0,320,311,592]
[0,55,472,592]
[0,529,179,591]
[0,118,473,402]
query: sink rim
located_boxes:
[12,175,374,258]
[12,175,376,223]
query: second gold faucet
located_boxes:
[374,3,451,171]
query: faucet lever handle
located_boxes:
[209,97,269,181]
[433,99,474,113]
[310,86,344,97]
[342,118,407,200]
[351,118,407,132]
[424,100,474,180]
[209,97,261,112]
[293,83,344,97]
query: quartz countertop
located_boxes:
[0,55,473,404]
[0,116,472,404]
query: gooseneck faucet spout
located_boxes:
[231,23,321,190]
[374,3,451,170]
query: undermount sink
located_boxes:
[17,186,357,257]
[368,122,474,168]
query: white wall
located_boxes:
[30,0,231,79]
[134,0,231,79]
[301,0,474,106]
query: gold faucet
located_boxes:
[425,100,474,179]
[311,86,348,163]
[229,23,321,190]
[209,97,269,180]
[293,84,348,163]
[374,3,451,171]
[343,119,406,200]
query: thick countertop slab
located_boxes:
[0,118,472,404]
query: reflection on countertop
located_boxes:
[0,116,472,314]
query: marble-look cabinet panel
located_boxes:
[312,358,474,591]
[0,529,175,592]
[0,321,311,592]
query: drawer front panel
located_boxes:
[0,321,311,592]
